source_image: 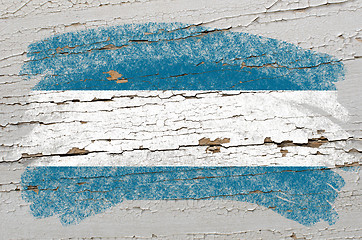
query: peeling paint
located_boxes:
[20,23,344,91]
[22,166,345,226]
[1,0,361,239]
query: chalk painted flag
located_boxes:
[19,22,351,226]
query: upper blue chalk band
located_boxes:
[20,22,344,90]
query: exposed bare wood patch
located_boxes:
[103,70,128,83]
[199,138,230,146]
[66,147,89,155]
[26,185,39,194]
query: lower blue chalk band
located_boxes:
[21,166,344,226]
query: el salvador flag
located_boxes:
[19,22,348,226]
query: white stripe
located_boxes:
[18,90,354,167]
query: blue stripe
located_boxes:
[20,22,344,90]
[21,166,344,226]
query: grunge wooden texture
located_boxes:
[1,0,361,239]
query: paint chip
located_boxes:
[103,70,128,83]
[199,137,230,153]
[199,137,230,146]
[21,153,43,158]
[66,147,89,155]
[27,185,39,194]
[280,149,288,157]
[206,146,221,153]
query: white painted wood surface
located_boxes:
[1,0,361,239]
[8,91,354,167]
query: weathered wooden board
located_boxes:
[1,0,361,239]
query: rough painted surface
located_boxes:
[1,0,361,239]
[22,166,345,226]
[21,23,344,91]
[8,91,354,167]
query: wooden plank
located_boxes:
[1,0,361,239]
